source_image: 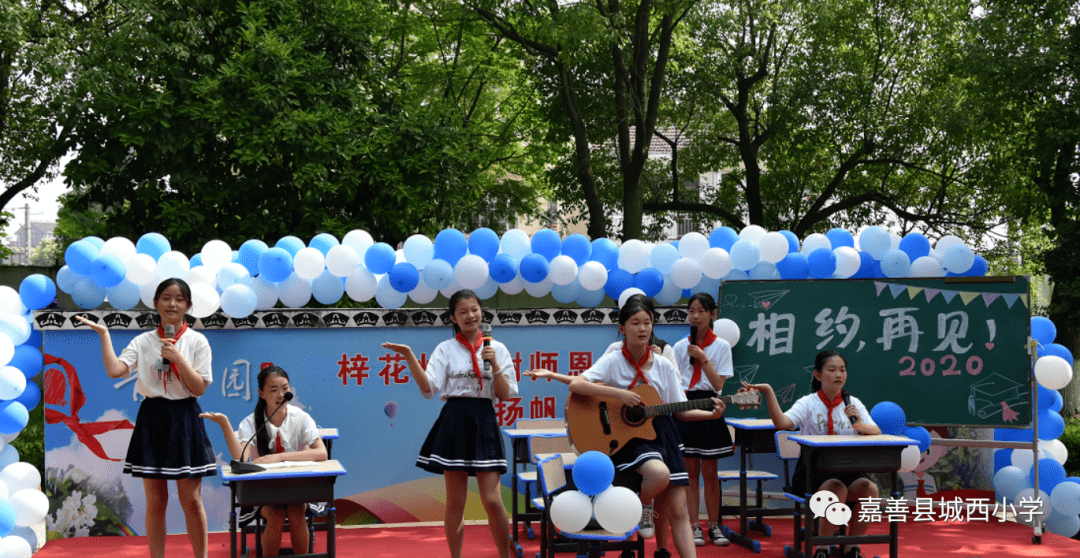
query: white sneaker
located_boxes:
[639,504,656,538]
[691,523,705,546]
[708,524,730,546]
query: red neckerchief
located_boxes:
[817,390,844,435]
[622,344,650,389]
[275,431,285,454]
[688,328,719,389]
[157,321,188,382]
[455,331,484,389]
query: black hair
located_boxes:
[620,294,667,349]
[153,278,192,310]
[254,365,290,458]
[810,350,847,392]
[687,292,717,313]
[448,289,480,335]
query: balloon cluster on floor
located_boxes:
[0,284,50,556]
[867,402,931,473]
[549,452,642,535]
[992,316,1078,537]
[50,226,989,316]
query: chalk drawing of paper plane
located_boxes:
[969,373,1028,420]
[733,365,760,385]
[750,290,789,310]
[775,383,798,404]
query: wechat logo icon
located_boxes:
[810,490,851,526]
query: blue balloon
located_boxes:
[853,251,877,279]
[604,269,635,301]
[880,249,911,278]
[7,526,36,553]
[56,265,81,294]
[190,253,203,268]
[237,240,269,276]
[722,269,748,282]
[71,277,106,309]
[902,426,932,453]
[576,287,606,308]
[994,448,1012,473]
[776,253,810,280]
[682,288,693,298]
[1031,317,1057,346]
[19,274,55,311]
[869,402,906,436]
[729,240,760,271]
[964,254,988,277]
[551,281,581,304]
[309,233,339,256]
[994,427,1034,443]
[468,228,501,262]
[826,228,855,249]
[807,248,837,279]
[0,445,18,471]
[434,229,468,265]
[258,247,294,283]
[590,238,619,271]
[311,271,345,304]
[8,346,42,379]
[1051,390,1064,413]
[0,501,15,538]
[1040,410,1065,440]
[561,234,592,265]
[12,380,38,411]
[692,276,721,298]
[995,465,1031,501]
[232,249,240,263]
[749,262,781,280]
[65,240,99,276]
[106,279,141,311]
[572,451,616,496]
[531,229,562,261]
[709,227,739,251]
[364,242,397,275]
[779,230,800,253]
[635,268,664,297]
[1031,458,1067,492]
[898,233,930,261]
[422,259,455,290]
[489,254,519,283]
[90,254,126,288]
[20,328,41,349]
[1039,343,1074,366]
[519,253,550,283]
[82,236,105,249]
[136,232,171,261]
[1037,384,1059,411]
[0,401,28,434]
[275,235,306,257]
[388,262,420,293]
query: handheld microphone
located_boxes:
[689,325,698,366]
[480,323,492,372]
[231,392,294,474]
[841,389,858,425]
[163,324,176,366]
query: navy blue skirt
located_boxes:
[124,397,216,479]
[416,397,507,475]
[676,391,735,459]
[610,415,689,487]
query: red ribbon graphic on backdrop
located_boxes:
[44,354,134,461]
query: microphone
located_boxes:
[689,325,698,366]
[163,324,175,366]
[480,323,492,372]
[841,389,858,425]
[231,392,294,474]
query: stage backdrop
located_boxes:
[39,305,700,537]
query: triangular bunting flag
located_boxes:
[924,288,940,303]
[1021,294,1029,309]
[907,286,924,300]
[941,290,959,303]
[959,291,981,305]
[875,282,888,296]
[982,293,1001,307]
[889,284,907,298]
[1003,294,1020,308]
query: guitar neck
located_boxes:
[642,395,733,418]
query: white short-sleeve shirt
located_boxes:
[604,340,678,368]
[423,337,519,402]
[783,392,876,435]
[237,405,320,455]
[671,337,733,392]
[583,348,687,405]
[118,329,213,399]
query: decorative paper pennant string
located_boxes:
[1002,294,1020,308]
[941,290,959,304]
[959,291,981,305]
[1020,294,1029,309]
[889,284,907,298]
[924,288,940,303]
[875,282,888,296]
[907,286,924,300]
[981,293,1002,307]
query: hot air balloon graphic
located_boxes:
[384,401,398,426]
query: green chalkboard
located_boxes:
[718,277,1032,427]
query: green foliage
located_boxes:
[28,237,62,266]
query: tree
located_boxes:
[473,0,698,240]
[61,0,546,253]
[963,0,1079,415]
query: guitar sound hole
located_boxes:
[622,406,646,426]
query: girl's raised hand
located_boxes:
[481,345,497,367]
[160,337,183,364]
[381,342,413,356]
[75,315,108,335]
[523,369,551,380]
[741,381,771,395]
[198,412,231,427]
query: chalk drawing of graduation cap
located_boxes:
[969,373,1029,422]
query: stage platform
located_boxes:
[29,517,1080,558]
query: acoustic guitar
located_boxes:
[565,384,761,455]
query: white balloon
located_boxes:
[125,253,158,284]
[140,281,157,309]
[250,277,280,311]
[402,235,434,269]
[833,247,861,278]
[618,288,646,309]
[1035,356,1073,390]
[0,338,10,370]
[0,535,32,558]
[935,235,964,252]
[578,261,608,291]
[700,248,733,279]
[889,232,902,250]
[376,275,407,309]
[1013,488,1051,525]
[293,247,326,280]
[326,245,360,277]
[0,317,29,347]
[454,255,489,290]
[155,251,190,280]
[524,276,553,298]
[800,233,831,255]
[101,237,137,261]
[0,289,19,317]
[670,257,703,290]
[216,262,251,290]
[342,230,375,257]
[654,274,682,305]
[713,319,741,346]
[500,229,531,262]
[617,240,650,273]
[345,266,378,302]
[1040,439,1069,465]
[898,445,921,473]
[593,486,642,534]
[738,225,767,244]
[1011,448,1046,472]
[188,283,220,318]
[0,463,40,494]
[548,256,579,286]
[278,273,312,307]
[499,274,526,295]
[408,279,439,304]
[220,284,258,318]
[201,240,233,271]
[185,266,218,287]
[677,232,710,261]
[9,488,49,527]
[440,278,463,299]
[759,232,789,264]
[910,256,943,277]
[550,490,593,533]
[0,367,27,401]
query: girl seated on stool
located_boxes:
[743,350,881,558]
[202,365,328,557]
